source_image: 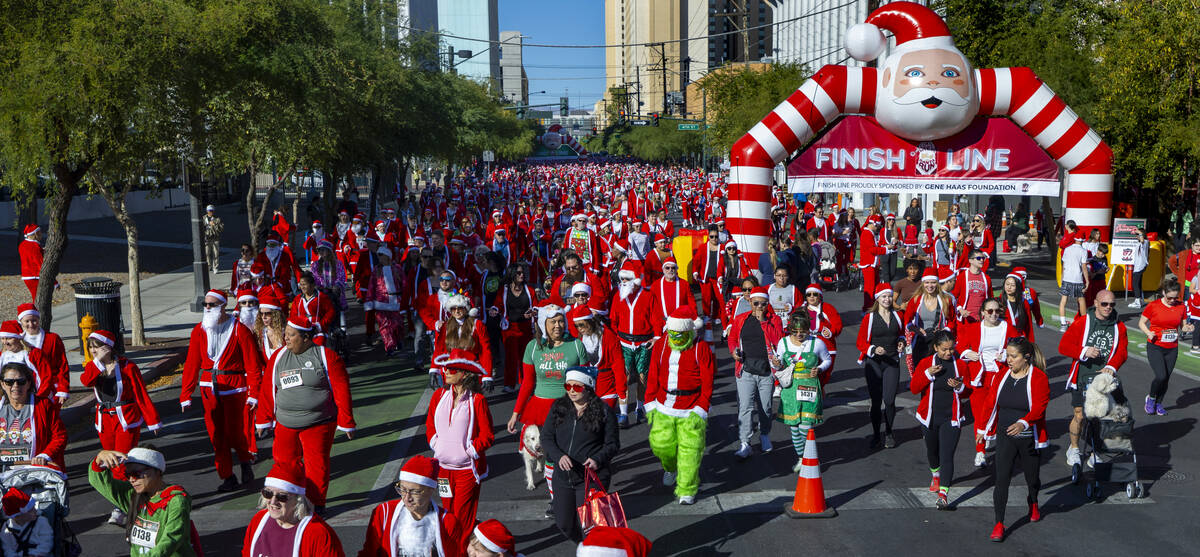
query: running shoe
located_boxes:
[935,493,949,510]
[1029,502,1041,522]
[662,471,676,487]
[1156,401,1168,416]
[929,476,940,493]
[990,522,1005,542]
[108,508,126,526]
[217,475,239,493]
[884,433,896,449]
[544,503,554,519]
[734,443,752,459]
[1066,446,1081,467]
[1127,300,1141,309]
[974,451,987,467]
[1087,452,1097,469]
[1059,323,1068,333]
[679,495,695,505]
[1145,396,1156,415]
[792,459,804,473]
[618,413,629,429]
[240,462,255,486]
[760,434,773,453]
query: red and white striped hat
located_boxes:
[845,1,956,62]
[88,329,117,347]
[397,455,439,489]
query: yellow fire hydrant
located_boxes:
[79,313,98,365]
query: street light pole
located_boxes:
[184,155,209,312]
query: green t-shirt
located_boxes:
[523,338,587,400]
[88,464,197,557]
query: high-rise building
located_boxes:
[603,1,714,120]
[499,31,528,105]
[398,0,440,38]
[763,0,875,69]
[705,0,774,67]
[438,0,500,84]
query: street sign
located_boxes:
[482,150,494,162]
[677,123,700,130]
[630,120,650,126]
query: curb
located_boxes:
[60,347,189,429]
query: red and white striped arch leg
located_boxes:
[727,64,1113,265]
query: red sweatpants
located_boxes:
[437,467,481,550]
[273,421,336,506]
[860,266,877,311]
[23,279,37,301]
[200,388,252,479]
[245,404,259,457]
[698,280,722,321]
[97,413,141,481]
[501,322,534,388]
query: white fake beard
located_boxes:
[580,333,600,357]
[876,84,976,141]
[265,246,282,260]
[312,227,323,238]
[201,307,222,329]
[352,223,364,235]
[396,513,437,556]
[618,280,639,300]
[238,307,259,329]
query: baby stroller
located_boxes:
[1074,377,1144,500]
[815,241,841,290]
[0,466,81,556]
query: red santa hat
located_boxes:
[845,1,956,62]
[665,306,704,332]
[266,231,283,244]
[236,288,258,303]
[205,289,228,305]
[748,286,770,301]
[474,519,521,557]
[653,233,668,245]
[724,240,738,251]
[805,283,823,295]
[921,267,939,282]
[88,329,118,347]
[264,462,306,496]
[21,224,39,237]
[661,256,678,269]
[249,262,267,278]
[885,213,896,220]
[577,526,653,557]
[287,315,314,332]
[571,213,588,222]
[1,488,36,518]
[433,349,487,375]
[397,455,440,489]
[938,267,955,283]
[617,261,643,285]
[568,304,594,323]
[311,219,322,228]
[613,239,630,253]
[337,209,349,216]
[353,212,366,222]
[258,291,284,312]
[1012,266,1028,280]
[16,303,38,321]
[874,283,894,298]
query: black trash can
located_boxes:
[72,277,124,354]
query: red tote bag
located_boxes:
[576,468,627,533]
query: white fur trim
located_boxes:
[237,293,258,303]
[577,547,630,557]
[665,317,702,332]
[259,302,282,311]
[475,526,505,554]
[874,288,894,299]
[748,292,769,300]
[88,331,116,347]
[432,355,486,375]
[805,286,822,294]
[617,269,636,280]
[570,283,592,296]
[445,294,471,309]
[205,290,227,304]
[16,308,37,320]
[398,471,437,489]
[565,369,595,388]
[264,476,306,495]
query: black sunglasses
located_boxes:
[125,466,152,480]
[1097,302,1115,307]
[203,302,224,308]
[2,378,28,386]
[261,489,290,503]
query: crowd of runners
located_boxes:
[3,160,1191,554]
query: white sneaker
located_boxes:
[792,458,804,473]
[974,451,987,467]
[108,508,126,526]
[1059,323,1069,332]
[734,443,752,459]
[1066,446,1081,467]
[678,495,695,505]
[760,434,773,453]
[773,385,782,399]
[662,471,676,487]
[1087,452,1097,469]
[1127,300,1142,309]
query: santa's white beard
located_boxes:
[580,333,600,356]
[201,307,223,329]
[618,280,640,300]
[265,246,282,261]
[876,85,976,141]
[352,223,364,235]
[238,307,258,329]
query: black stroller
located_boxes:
[1073,378,1144,499]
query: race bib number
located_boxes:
[437,478,452,498]
[279,369,303,390]
[796,386,818,403]
[130,518,159,549]
[1161,329,1178,343]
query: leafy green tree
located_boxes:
[698,63,811,155]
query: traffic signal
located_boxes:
[618,110,626,124]
[516,107,525,119]
[592,126,598,135]
[652,113,659,126]
[560,97,569,117]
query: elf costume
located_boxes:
[645,307,714,504]
[88,450,201,557]
[772,333,830,471]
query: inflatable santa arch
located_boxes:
[538,124,590,157]
[727,1,1112,263]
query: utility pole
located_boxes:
[715,0,751,66]
[656,43,668,116]
[635,66,642,117]
[681,57,691,116]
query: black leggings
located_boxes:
[551,469,602,543]
[864,358,900,436]
[923,421,960,487]
[1131,270,1145,301]
[992,433,1041,524]
[1147,343,1178,402]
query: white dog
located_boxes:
[520,424,546,491]
[1084,373,1130,422]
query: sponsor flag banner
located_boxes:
[1110,218,1147,266]
[787,116,1060,196]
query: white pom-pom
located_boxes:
[844,23,886,62]
[693,318,705,330]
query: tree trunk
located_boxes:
[40,164,86,330]
[322,168,337,227]
[247,161,296,252]
[245,161,260,252]
[290,188,301,248]
[93,171,146,346]
[368,164,381,224]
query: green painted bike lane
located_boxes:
[216,355,430,511]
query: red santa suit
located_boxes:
[643,247,675,285]
[649,276,696,336]
[256,249,301,297]
[858,225,889,311]
[256,340,355,507]
[358,500,459,557]
[22,327,69,402]
[290,291,337,336]
[548,270,606,308]
[180,312,264,480]
[956,226,996,272]
[979,366,1051,449]
[243,509,343,557]
[81,354,161,478]
[806,215,832,241]
[691,242,724,322]
[910,355,970,428]
[956,319,1020,453]
[645,335,715,417]
[18,232,44,301]
[563,225,604,274]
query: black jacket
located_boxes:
[541,399,620,487]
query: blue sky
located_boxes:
[498,0,607,111]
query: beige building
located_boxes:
[603,0,710,119]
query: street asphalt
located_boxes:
[63,269,1200,556]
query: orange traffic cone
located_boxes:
[784,428,837,518]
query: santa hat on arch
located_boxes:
[844,1,958,63]
[577,526,653,557]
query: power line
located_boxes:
[404,1,858,49]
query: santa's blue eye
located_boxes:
[942,69,960,78]
[905,69,923,78]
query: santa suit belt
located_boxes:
[97,400,132,412]
[666,388,699,396]
[198,369,249,396]
[616,331,654,344]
